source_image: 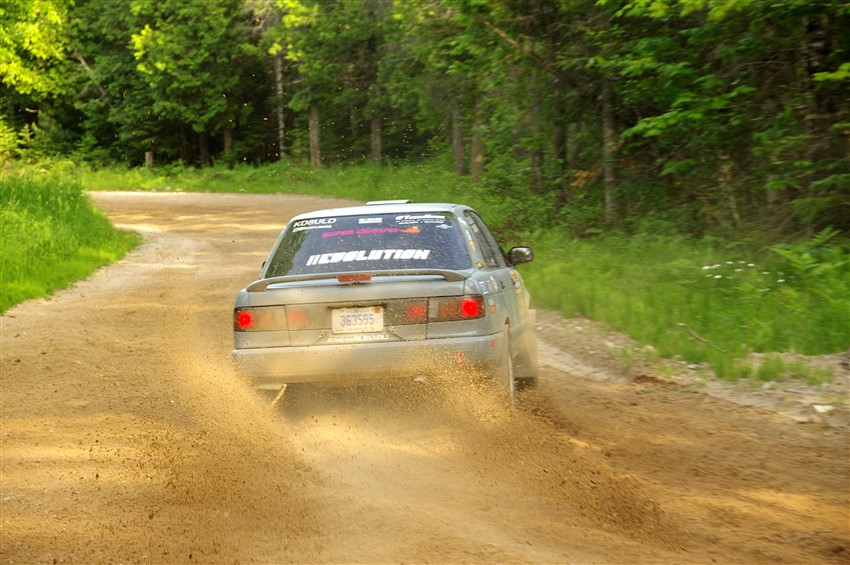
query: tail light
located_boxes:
[429,296,485,321]
[235,310,254,330]
[403,300,428,323]
[233,306,287,331]
[285,306,310,330]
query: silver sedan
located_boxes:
[232,201,537,404]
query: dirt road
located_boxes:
[1,192,848,564]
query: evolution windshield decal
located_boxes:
[305,249,432,266]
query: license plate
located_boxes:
[332,306,384,334]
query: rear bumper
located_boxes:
[232,333,503,388]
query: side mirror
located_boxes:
[507,246,533,266]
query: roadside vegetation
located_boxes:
[6,159,846,382]
[0,169,140,314]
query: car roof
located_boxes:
[289,202,472,221]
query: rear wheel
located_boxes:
[495,327,518,409]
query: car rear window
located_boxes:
[265,212,472,277]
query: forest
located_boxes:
[2,0,848,239]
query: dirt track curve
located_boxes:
[1,192,848,564]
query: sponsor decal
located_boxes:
[358,217,383,224]
[462,227,476,251]
[305,249,432,266]
[478,279,495,295]
[510,269,522,288]
[355,227,399,236]
[293,218,336,228]
[321,226,421,238]
[292,218,337,232]
[395,213,447,225]
[322,230,356,238]
[328,334,390,343]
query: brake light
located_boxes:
[461,298,480,317]
[235,310,254,330]
[338,274,372,283]
[234,307,286,332]
[431,296,486,321]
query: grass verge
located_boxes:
[524,229,848,379]
[1,172,140,314]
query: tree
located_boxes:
[0,0,71,98]
[130,0,259,166]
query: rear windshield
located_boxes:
[265,212,472,277]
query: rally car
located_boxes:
[232,200,537,405]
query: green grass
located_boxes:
[78,159,482,205]
[523,230,849,379]
[5,159,849,382]
[0,171,140,314]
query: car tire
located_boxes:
[515,374,537,391]
[495,326,518,409]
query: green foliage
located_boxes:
[0,171,139,313]
[130,0,251,135]
[522,226,849,378]
[756,355,786,382]
[0,117,18,163]
[813,62,850,83]
[0,0,72,97]
[2,0,847,237]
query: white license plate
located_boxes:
[332,307,384,334]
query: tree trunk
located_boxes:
[567,123,579,168]
[553,120,568,210]
[718,153,741,227]
[452,103,466,176]
[370,115,382,166]
[529,89,543,194]
[223,128,233,153]
[199,132,211,168]
[601,82,617,222]
[274,53,286,161]
[470,112,485,181]
[309,104,322,168]
[180,127,191,164]
[223,128,234,169]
